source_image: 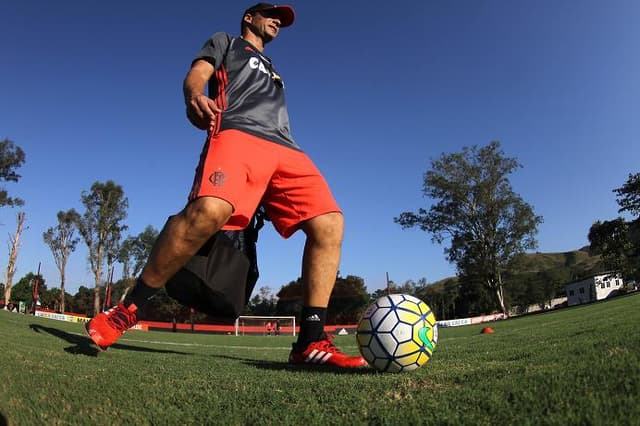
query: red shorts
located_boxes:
[189,129,341,238]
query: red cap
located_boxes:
[244,3,295,27]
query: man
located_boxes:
[86,3,366,369]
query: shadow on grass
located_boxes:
[29,324,190,357]
[210,353,377,375]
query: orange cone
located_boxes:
[480,327,495,334]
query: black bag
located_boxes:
[166,38,262,318]
[164,209,265,318]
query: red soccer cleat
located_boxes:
[85,303,138,351]
[288,333,368,368]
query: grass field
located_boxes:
[1,293,639,425]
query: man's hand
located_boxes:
[183,59,218,130]
[186,94,221,131]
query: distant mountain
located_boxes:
[509,248,602,276]
[429,248,604,290]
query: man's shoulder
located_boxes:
[209,31,232,39]
[197,32,235,62]
[208,32,234,44]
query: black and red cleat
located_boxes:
[85,303,138,351]
[288,333,367,368]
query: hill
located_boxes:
[509,247,602,276]
[421,248,605,317]
[430,248,604,289]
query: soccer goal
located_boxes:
[234,315,297,336]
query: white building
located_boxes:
[566,273,624,306]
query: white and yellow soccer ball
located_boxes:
[356,294,438,373]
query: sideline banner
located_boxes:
[34,310,147,330]
[35,310,90,324]
[437,313,506,328]
[437,318,472,328]
[470,313,505,324]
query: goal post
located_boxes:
[235,315,296,336]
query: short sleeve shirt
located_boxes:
[194,32,300,150]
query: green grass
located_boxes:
[1,294,639,425]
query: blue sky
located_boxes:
[1,0,639,296]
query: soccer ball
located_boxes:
[356,294,438,373]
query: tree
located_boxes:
[4,212,26,304]
[76,181,128,315]
[0,138,26,208]
[614,172,640,217]
[395,142,543,316]
[105,278,133,307]
[276,278,304,317]
[45,288,73,312]
[104,227,120,305]
[276,274,370,324]
[415,278,460,320]
[118,226,158,281]
[11,273,46,310]
[118,238,135,281]
[43,209,80,312]
[589,218,639,282]
[142,288,184,322]
[328,275,369,323]
[246,286,278,316]
[71,286,94,316]
[369,278,429,302]
[589,172,640,283]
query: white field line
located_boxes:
[123,339,293,350]
[72,331,358,351]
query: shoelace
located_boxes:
[314,335,339,353]
[105,306,136,332]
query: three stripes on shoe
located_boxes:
[304,348,333,364]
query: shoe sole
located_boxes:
[286,362,369,374]
[83,322,109,352]
[288,361,368,369]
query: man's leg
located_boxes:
[295,212,343,345]
[299,212,344,308]
[289,212,366,368]
[141,196,233,288]
[86,196,232,350]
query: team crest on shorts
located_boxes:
[209,170,226,187]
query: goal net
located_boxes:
[234,316,297,336]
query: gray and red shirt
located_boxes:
[194,32,300,150]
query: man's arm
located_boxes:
[183,59,221,130]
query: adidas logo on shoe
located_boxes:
[288,333,367,369]
[303,348,333,364]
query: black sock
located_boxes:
[296,306,327,348]
[123,278,160,311]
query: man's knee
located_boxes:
[302,212,344,245]
[181,197,233,235]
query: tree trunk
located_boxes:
[495,286,507,317]
[93,285,101,315]
[122,259,130,282]
[4,212,25,306]
[93,254,102,315]
[60,268,66,313]
[89,238,105,315]
[495,271,508,317]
